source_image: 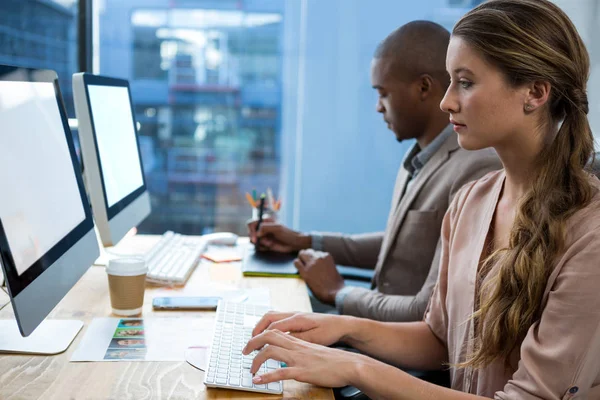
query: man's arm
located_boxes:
[340,150,502,321]
[313,231,384,269]
[339,237,441,321]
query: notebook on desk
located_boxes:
[241,245,299,277]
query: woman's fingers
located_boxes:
[251,312,296,337]
[253,366,299,385]
[267,314,312,336]
[244,329,296,355]
[250,343,292,374]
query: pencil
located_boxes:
[255,195,266,251]
[245,192,256,208]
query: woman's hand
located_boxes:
[251,311,354,347]
[243,329,372,387]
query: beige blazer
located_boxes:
[320,127,502,321]
[425,170,600,398]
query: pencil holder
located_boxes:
[251,207,278,222]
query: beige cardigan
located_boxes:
[425,170,600,399]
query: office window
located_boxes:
[96,0,599,238]
[98,1,283,235]
[0,0,79,117]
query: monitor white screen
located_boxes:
[86,85,144,208]
[0,81,86,276]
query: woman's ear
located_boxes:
[523,80,552,112]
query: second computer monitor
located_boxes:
[73,73,151,247]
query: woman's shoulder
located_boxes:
[451,169,504,212]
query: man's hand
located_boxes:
[247,219,312,253]
[294,249,345,305]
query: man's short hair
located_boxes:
[374,21,450,89]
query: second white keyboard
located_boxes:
[204,301,284,394]
[145,231,206,284]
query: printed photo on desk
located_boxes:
[71,317,214,362]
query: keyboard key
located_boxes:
[242,377,253,387]
[267,382,281,391]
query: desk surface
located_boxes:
[0,235,334,399]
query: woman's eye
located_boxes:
[459,80,473,89]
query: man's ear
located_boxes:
[523,80,552,112]
[418,74,435,100]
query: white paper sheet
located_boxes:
[71,288,270,362]
[71,317,214,362]
[150,285,271,306]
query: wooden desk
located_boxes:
[0,235,334,399]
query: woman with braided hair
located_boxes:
[241,1,600,398]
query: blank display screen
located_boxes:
[0,81,86,276]
[87,85,144,208]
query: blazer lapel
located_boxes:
[390,167,411,219]
[376,130,460,275]
[377,167,410,274]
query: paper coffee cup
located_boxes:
[106,257,147,316]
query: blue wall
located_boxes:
[280,0,453,234]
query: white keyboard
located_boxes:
[204,301,284,395]
[145,231,206,284]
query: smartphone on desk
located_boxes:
[152,296,220,311]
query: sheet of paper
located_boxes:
[71,317,215,362]
[71,288,270,362]
[201,246,242,263]
[151,284,271,307]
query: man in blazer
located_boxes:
[249,21,501,322]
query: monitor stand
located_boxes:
[92,225,139,266]
[0,319,83,355]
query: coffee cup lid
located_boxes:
[106,257,147,276]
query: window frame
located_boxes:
[78,0,92,72]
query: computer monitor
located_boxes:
[72,73,150,247]
[0,65,99,353]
